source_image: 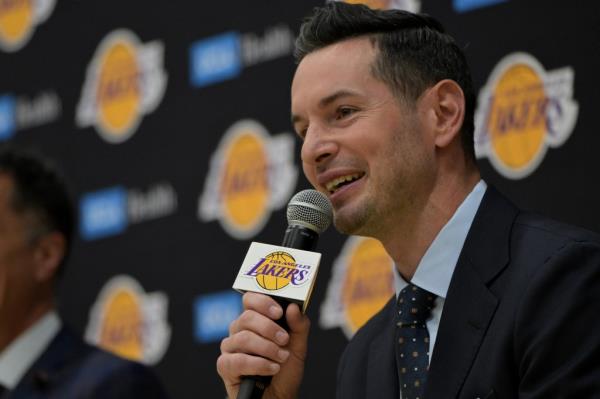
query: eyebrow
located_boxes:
[291,89,361,126]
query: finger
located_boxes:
[243,292,284,320]
[221,330,290,364]
[285,303,311,359]
[229,309,290,346]
[286,303,310,335]
[216,352,281,382]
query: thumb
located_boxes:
[286,303,310,358]
[265,303,310,399]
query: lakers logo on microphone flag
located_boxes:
[233,242,322,312]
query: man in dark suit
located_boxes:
[217,3,600,398]
[0,146,168,398]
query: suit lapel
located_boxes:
[366,298,399,399]
[9,326,89,398]
[425,256,498,399]
[425,187,519,399]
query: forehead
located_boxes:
[291,38,379,105]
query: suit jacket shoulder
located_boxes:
[427,187,600,399]
[9,326,168,399]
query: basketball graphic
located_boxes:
[255,251,296,290]
[220,129,270,234]
[0,0,55,52]
[198,119,298,240]
[98,288,143,361]
[320,236,395,338]
[85,275,171,365]
[474,52,578,179]
[76,29,167,143]
[96,38,142,138]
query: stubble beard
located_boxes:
[331,178,394,239]
[331,194,374,237]
[332,143,430,241]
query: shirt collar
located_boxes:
[0,310,61,389]
[394,180,487,298]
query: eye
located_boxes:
[336,107,357,120]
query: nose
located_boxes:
[300,125,338,168]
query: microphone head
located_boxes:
[286,189,333,234]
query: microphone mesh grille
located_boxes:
[286,189,333,234]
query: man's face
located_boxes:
[0,173,40,329]
[291,38,436,238]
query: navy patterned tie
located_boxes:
[395,283,436,399]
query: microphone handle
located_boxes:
[281,224,319,251]
[236,225,319,399]
[237,378,267,399]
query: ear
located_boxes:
[425,79,465,149]
[32,232,66,282]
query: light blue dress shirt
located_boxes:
[0,311,61,389]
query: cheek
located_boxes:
[302,162,318,188]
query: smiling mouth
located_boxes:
[325,173,365,194]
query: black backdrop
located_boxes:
[1,1,599,398]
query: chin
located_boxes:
[333,212,367,236]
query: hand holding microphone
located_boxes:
[217,190,332,399]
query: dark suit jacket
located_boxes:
[337,187,600,398]
[4,326,168,399]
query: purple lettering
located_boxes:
[291,270,309,285]
[245,258,267,277]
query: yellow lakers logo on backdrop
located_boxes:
[98,288,144,361]
[85,275,171,365]
[76,29,167,143]
[320,237,394,338]
[337,0,421,12]
[0,0,55,52]
[96,38,141,137]
[343,0,390,8]
[220,129,270,234]
[198,119,297,239]
[474,52,578,179]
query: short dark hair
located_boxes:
[0,145,75,275]
[294,2,476,162]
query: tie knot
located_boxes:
[397,283,436,326]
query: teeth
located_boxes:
[325,173,362,193]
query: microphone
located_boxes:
[235,189,332,399]
[282,189,333,250]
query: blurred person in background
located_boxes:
[0,145,168,399]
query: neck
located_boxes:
[381,168,480,281]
